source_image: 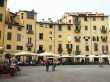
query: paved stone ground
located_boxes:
[1,65,110,82]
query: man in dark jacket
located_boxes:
[45,59,49,72]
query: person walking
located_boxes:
[52,58,57,72]
[45,59,49,72]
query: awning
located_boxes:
[61,55,73,58]
[74,55,85,58]
[0,46,3,50]
[38,52,60,58]
[14,51,37,56]
[38,52,55,56]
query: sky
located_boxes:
[7,0,110,21]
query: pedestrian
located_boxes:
[45,59,49,72]
[52,58,57,72]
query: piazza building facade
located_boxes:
[0,0,110,64]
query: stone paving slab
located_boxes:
[0,65,110,82]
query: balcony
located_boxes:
[26,30,34,34]
[101,36,107,42]
[26,43,33,47]
[101,26,107,34]
[74,36,81,42]
[74,26,81,33]
[102,50,108,55]
[67,48,72,54]
[75,50,81,55]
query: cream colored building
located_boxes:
[3,11,110,63]
[3,10,37,62]
[17,10,37,52]
[1,0,110,64]
[0,0,7,61]
[36,22,73,55]
[4,11,24,54]
[59,12,109,63]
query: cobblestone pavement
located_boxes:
[1,65,110,82]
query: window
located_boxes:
[0,13,3,22]
[7,32,12,40]
[74,36,81,42]
[39,45,43,51]
[27,24,32,31]
[68,25,71,30]
[93,17,96,21]
[8,25,12,29]
[27,11,34,19]
[93,36,96,41]
[17,26,22,31]
[49,24,53,28]
[58,35,62,38]
[102,45,108,54]
[58,25,62,31]
[28,37,32,44]
[58,44,62,48]
[17,34,21,41]
[6,44,11,49]
[39,33,43,40]
[93,26,96,30]
[101,36,107,42]
[40,23,43,27]
[101,17,104,21]
[26,24,33,34]
[84,36,90,41]
[66,44,72,49]
[27,47,32,51]
[69,20,71,23]
[85,26,88,30]
[94,43,98,51]
[49,45,52,51]
[84,17,87,21]
[0,31,1,39]
[101,25,107,33]
[97,36,99,41]
[85,46,89,51]
[0,0,4,7]
[16,46,23,50]
[21,13,24,19]
[76,45,80,51]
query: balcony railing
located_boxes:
[67,48,72,54]
[74,36,81,42]
[26,30,34,34]
[26,43,33,47]
[101,36,107,42]
[75,50,81,55]
[102,50,108,55]
[74,27,81,33]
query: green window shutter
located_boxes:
[0,14,3,21]
[76,45,80,51]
